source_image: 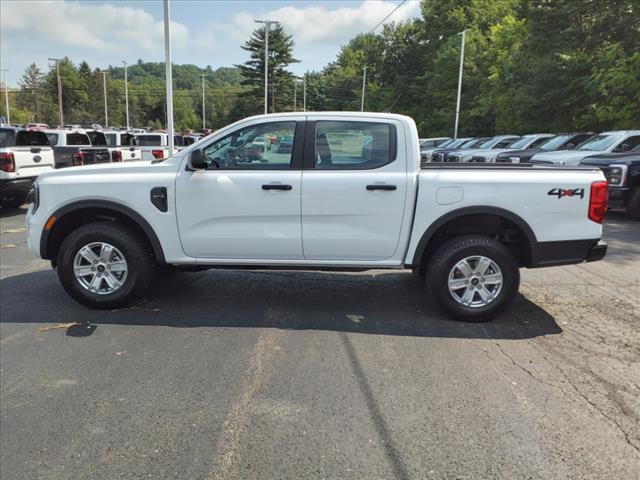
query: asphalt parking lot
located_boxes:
[1,206,639,480]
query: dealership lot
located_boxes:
[1,206,639,479]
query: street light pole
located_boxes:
[48,58,63,126]
[255,20,278,115]
[163,0,175,155]
[293,78,297,112]
[303,74,307,112]
[454,29,467,139]
[201,73,206,130]
[122,61,129,130]
[101,70,108,127]
[0,70,9,124]
[360,66,367,112]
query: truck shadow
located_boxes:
[0,269,561,340]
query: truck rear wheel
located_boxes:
[626,188,640,221]
[425,235,520,322]
[57,221,153,309]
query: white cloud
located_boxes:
[212,0,422,44]
[0,0,188,53]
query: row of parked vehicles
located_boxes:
[420,131,640,220]
[0,124,204,208]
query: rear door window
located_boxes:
[313,121,395,170]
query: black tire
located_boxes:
[425,235,520,322]
[626,187,640,221]
[57,221,154,309]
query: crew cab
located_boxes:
[495,133,595,164]
[580,145,640,220]
[530,130,640,166]
[44,129,111,168]
[26,113,608,321]
[0,127,55,208]
[100,130,142,162]
[469,134,554,163]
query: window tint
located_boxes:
[613,136,640,152]
[121,133,137,146]
[86,131,107,146]
[314,121,394,170]
[201,121,296,170]
[577,134,622,151]
[46,133,59,146]
[136,135,163,146]
[15,130,50,146]
[67,133,90,145]
[494,139,517,148]
[528,137,551,149]
[0,129,16,147]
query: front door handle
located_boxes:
[262,184,292,191]
[366,184,396,191]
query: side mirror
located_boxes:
[189,148,206,170]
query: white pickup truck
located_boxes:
[26,113,609,321]
[1,127,55,208]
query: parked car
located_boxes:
[419,137,451,149]
[26,112,608,322]
[0,127,55,208]
[530,130,640,166]
[24,123,49,130]
[277,135,294,153]
[135,133,171,160]
[469,134,554,162]
[428,137,480,163]
[102,130,142,162]
[580,145,640,220]
[446,135,520,162]
[495,133,595,163]
[44,129,111,168]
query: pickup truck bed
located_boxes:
[26,112,608,321]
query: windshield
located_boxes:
[577,134,622,151]
[478,138,498,148]
[537,135,571,150]
[465,137,490,148]
[508,136,538,149]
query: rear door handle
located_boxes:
[366,184,396,191]
[262,184,292,191]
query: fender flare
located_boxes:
[40,199,166,264]
[410,206,537,266]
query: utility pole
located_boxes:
[255,19,278,114]
[303,74,307,112]
[163,0,175,155]
[360,66,367,112]
[48,58,63,126]
[454,29,467,139]
[0,70,9,124]
[122,61,129,130]
[101,70,108,127]
[201,73,206,130]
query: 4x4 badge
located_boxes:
[548,188,584,199]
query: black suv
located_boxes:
[580,145,640,220]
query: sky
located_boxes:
[0,0,422,86]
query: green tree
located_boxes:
[235,24,299,114]
[16,63,44,122]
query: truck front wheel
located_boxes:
[57,222,154,309]
[425,235,520,322]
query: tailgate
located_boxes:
[82,147,111,164]
[10,147,55,177]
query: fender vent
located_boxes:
[150,187,168,212]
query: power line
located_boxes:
[369,0,407,34]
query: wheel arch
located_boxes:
[40,199,166,265]
[410,206,537,268]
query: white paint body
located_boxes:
[26,113,605,268]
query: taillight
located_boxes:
[588,180,608,224]
[151,149,165,159]
[0,152,15,172]
[112,149,122,162]
[72,151,85,166]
